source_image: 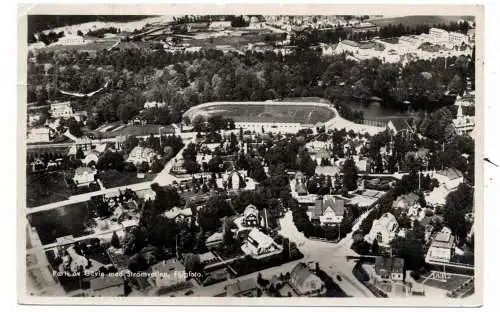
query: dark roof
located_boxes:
[310,195,344,218]
[226,278,258,296]
[388,119,411,132]
[374,257,404,275]
[290,263,313,288]
[90,276,124,291]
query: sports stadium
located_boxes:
[183,101,385,135]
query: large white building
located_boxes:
[241,228,282,259]
[365,213,399,247]
[425,227,455,263]
[429,28,450,43]
[448,31,468,46]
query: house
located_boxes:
[164,207,193,224]
[426,226,455,263]
[373,257,405,282]
[209,20,232,30]
[171,158,186,174]
[307,195,345,226]
[89,276,125,296]
[289,262,326,296]
[126,146,158,166]
[294,180,308,196]
[27,127,51,143]
[49,102,73,119]
[435,168,464,191]
[364,213,399,247]
[314,165,340,177]
[148,259,186,289]
[225,278,259,297]
[205,232,223,249]
[386,119,415,138]
[143,101,166,109]
[73,167,96,187]
[241,228,282,259]
[393,193,420,210]
[242,204,259,227]
[82,151,99,166]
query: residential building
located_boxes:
[225,278,259,297]
[364,213,399,247]
[241,228,282,259]
[89,276,125,297]
[164,207,193,224]
[351,22,379,34]
[307,195,345,226]
[148,259,187,289]
[453,103,475,136]
[205,232,223,249]
[82,151,99,166]
[126,146,158,166]
[393,193,420,211]
[448,31,468,45]
[27,127,51,143]
[373,256,405,283]
[429,28,449,43]
[73,167,96,187]
[426,226,455,263]
[435,168,464,191]
[143,101,167,109]
[386,119,415,138]
[49,102,73,119]
[209,21,232,30]
[289,262,326,296]
[242,204,259,227]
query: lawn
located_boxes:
[186,31,274,50]
[422,273,472,292]
[26,171,73,207]
[87,124,175,139]
[99,170,156,189]
[29,202,93,245]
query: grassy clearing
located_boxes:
[99,170,156,189]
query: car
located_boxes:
[336,275,342,282]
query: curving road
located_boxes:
[278,210,375,297]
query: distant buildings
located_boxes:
[289,262,326,296]
[143,101,167,109]
[351,22,380,34]
[365,212,399,247]
[453,103,475,136]
[426,226,455,263]
[209,21,232,30]
[429,28,450,43]
[241,228,282,259]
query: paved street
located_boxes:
[278,210,375,297]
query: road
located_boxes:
[278,210,375,298]
[26,136,195,215]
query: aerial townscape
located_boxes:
[25,14,476,299]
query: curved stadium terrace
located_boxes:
[183,101,385,135]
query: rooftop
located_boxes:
[226,278,258,296]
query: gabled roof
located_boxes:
[374,257,404,275]
[437,168,464,180]
[290,262,316,288]
[226,278,258,295]
[388,119,412,132]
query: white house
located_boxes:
[426,226,455,263]
[435,168,464,191]
[143,101,167,109]
[241,228,282,259]
[27,127,51,143]
[242,204,259,227]
[49,102,74,119]
[164,207,193,224]
[73,167,96,187]
[288,262,326,296]
[373,256,404,283]
[365,213,399,247]
[126,146,158,166]
[209,21,232,30]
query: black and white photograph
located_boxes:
[18,3,483,306]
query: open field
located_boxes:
[29,202,92,245]
[186,31,275,50]
[185,102,336,124]
[87,124,175,139]
[369,15,472,27]
[27,171,74,207]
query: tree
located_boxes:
[192,115,206,132]
[76,147,85,160]
[444,183,473,243]
[127,252,149,272]
[111,231,121,249]
[183,159,200,174]
[371,239,380,256]
[299,151,317,177]
[342,158,358,191]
